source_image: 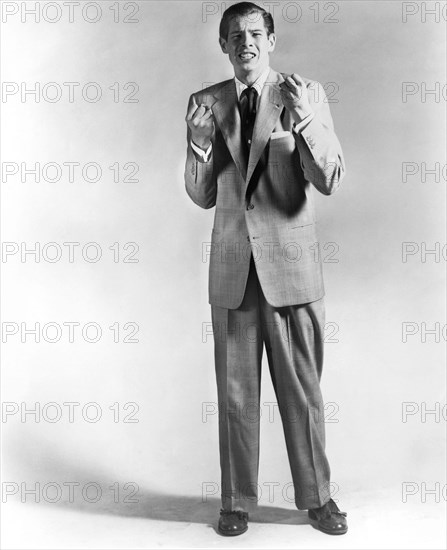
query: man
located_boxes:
[184,1,347,537]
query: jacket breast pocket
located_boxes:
[270,130,292,140]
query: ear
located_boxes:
[267,33,276,53]
[219,37,228,54]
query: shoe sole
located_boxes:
[218,525,248,537]
[309,519,348,536]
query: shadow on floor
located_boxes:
[55,488,310,529]
[5,433,310,530]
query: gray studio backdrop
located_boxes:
[1,0,445,543]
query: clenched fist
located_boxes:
[186,98,215,150]
[279,73,313,124]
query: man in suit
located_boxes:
[184,1,347,537]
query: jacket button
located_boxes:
[247,203,254,210]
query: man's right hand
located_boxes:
[186,98,215,150]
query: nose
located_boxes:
[240,31,253,47]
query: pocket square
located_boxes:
[270,131,292,140]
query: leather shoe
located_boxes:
[218,509,249,536]
[308,498,348,535]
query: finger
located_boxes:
[285,75,301,91]
[280,80,299,97]
[279,81,295,94]
[290,73,305,86]
[196,104,207,117]
[281,79,305,101]
[280,87,296,99]
[191,104,207,125]
[201,107,214,120]
[185,96,199,121]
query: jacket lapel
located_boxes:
[211,70,285,186]
[245,69,284,186]
[212,80,247,181]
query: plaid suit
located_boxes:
[185,68,345,511]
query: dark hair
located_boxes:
[219,2,275,40]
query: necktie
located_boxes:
[240,86,258,151]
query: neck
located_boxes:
[235,66,268,87]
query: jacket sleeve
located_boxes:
[293,81,346,195]
[184,94,217,209]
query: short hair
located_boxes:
[219,2,275,40]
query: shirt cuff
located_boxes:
[292,112,315,134]
[191,140,212,162]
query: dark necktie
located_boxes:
[240,86,258,151]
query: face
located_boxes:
[219,14,276,83]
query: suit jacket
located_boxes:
[185,68,345,309]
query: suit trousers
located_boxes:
[211,255,331,511]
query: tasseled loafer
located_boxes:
[308,498,348,535]
[218,509,249,536]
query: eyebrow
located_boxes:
[229,28,265,35]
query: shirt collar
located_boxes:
[234,66,271,101]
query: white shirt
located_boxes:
[191,67,315,162]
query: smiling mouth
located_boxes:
[239,52,256,61]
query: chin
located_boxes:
[238,61,258,70]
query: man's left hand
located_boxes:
[279,73,313,124]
